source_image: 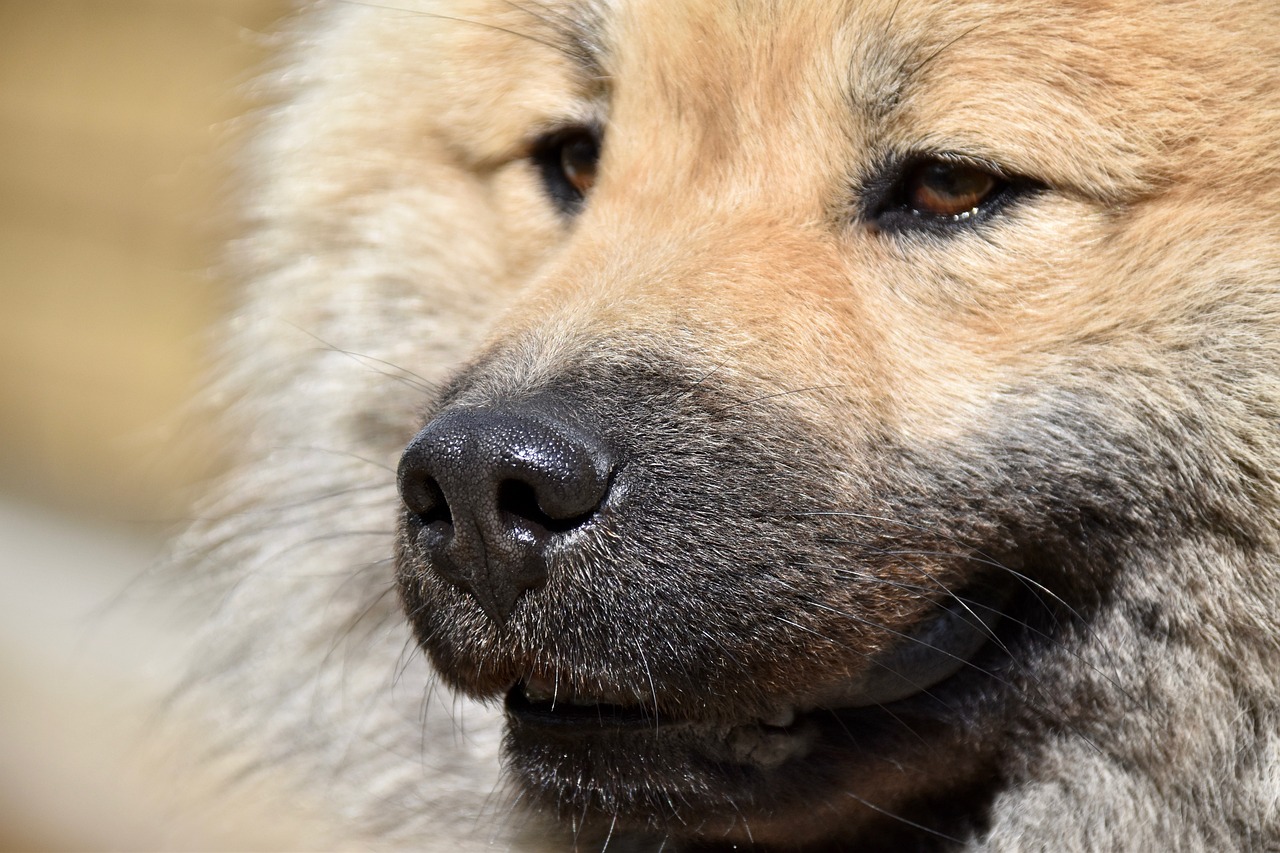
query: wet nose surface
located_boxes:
[397,406,615,623]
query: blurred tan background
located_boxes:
[0,3,296,848]
[1,0,292,521]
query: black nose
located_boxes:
[397,405,615,624]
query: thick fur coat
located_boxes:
[169,0,1280,849]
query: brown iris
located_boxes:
[533,127,602,214]
[558,132,599,196]
[904,160,1000,218]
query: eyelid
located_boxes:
[861,151,1044,235]
[866,152,1009,205]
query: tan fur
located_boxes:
[166,0,1280,849]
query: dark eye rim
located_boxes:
[864,152,1045,236]
[530,124,603,216]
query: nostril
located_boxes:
[401,473,452,527]
[498,479,600,534]
[396,402,617,623]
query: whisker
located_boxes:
[208,483,389,519]
[285,323,440,394]
[805,513,1136,704]
[333,0,580,60]
[770,613,962,714]
[774,509,1084,629]
[829,563,1142,711]
[269,443,397,474]
[634,639,661,729]
[830,547,1142,709]
[842,790,963,844]
[600,812,619,853]
[679,359,730,395]
[907,23,983,77]
[708,384,845,416]
[782,590,1105,755]
[323,578,399,665]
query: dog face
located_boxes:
[217,0,1278,848]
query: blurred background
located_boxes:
[0,2,295,847]
[1,0,294,518]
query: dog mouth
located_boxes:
[399,369,1038,839]
[504,575,1014,761]
[505,681,660,729]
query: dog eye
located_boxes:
[558,133,599,195]
[902,160,1000,219]
[532,127,601,215]
[870,156,1038,234]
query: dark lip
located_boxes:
[505,683,820,771]
[505,684,665,730]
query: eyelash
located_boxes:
[866,154,1044,235]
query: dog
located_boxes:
[166,0,1280,849]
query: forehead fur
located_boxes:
[299,0,1277,204]
[589,0,1275,202]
